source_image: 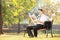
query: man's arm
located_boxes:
[29,13,45,24]
[36,19,44,24]
[29,14,38,24]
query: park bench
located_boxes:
[23,21,53,37]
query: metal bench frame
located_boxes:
[23,21,53,37]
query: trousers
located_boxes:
[27,24,44,37]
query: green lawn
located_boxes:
[0,32,60,40]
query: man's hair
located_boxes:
[38,9,43,11]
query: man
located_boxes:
[27,9,50,37]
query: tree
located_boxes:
[0,0,3,34]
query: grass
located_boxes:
[0,32,60,40]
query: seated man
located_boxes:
[27,9,50,37]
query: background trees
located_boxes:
[2,0,36,26]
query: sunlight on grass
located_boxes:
[0,33,60,40]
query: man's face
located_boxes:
[38,10,42,15]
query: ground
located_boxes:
[0,32,60,40]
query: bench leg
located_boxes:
[46,30,48,37]
[24,31,25,37]
[24,30,27,37]
[51,28,53,37]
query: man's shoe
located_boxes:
[29,36,34,38]
[35,36,37,37]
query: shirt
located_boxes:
[37,14,50,25]
[29,13,50,26]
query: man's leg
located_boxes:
[33,24,43,37]
[27,26,34,37]
[34,28,38,37]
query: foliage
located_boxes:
[2,0,60,26]
[2,0,36,26]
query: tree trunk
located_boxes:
[0,0,3,34]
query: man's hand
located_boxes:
[37,19,44,24]
[33,19,44,24]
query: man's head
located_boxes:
[38,9,44,15]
